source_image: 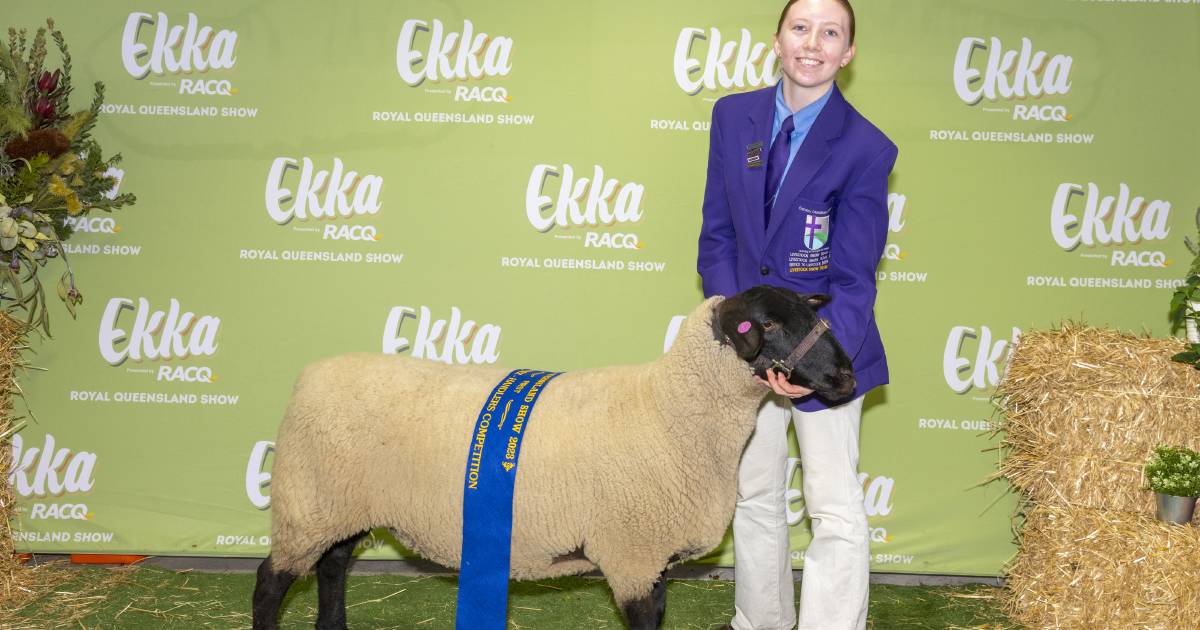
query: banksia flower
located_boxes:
[4,127,71,160]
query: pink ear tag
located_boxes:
[737,321,752,334]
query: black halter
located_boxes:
[756,318,831,379]
[714,314,832,378]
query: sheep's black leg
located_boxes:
[315,532,367,630]
[620,570,668,630]
[252,555,297,630]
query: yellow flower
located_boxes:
[48,175,83,215]
[61,111,92,142]
[58,154,80,176]
[48,175,71,198]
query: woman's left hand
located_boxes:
[756,368,814,399]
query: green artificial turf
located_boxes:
[3,565,1014,629]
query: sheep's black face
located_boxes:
[714,285,856,402]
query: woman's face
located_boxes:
[773,0,855,94]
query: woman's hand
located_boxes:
[756,368,814,399]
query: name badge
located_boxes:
[746,142,763,168]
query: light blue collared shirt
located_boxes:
[768,82,833,205]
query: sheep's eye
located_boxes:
[762,320,777,331]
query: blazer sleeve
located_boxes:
[826,143,898,359]
[696,109,740,299]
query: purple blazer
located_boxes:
[697,83,898,411]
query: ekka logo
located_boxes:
[98,297,221,384]
[246,440,273,509]
[673,26,778,95]
[121,12,239,96]
[265,156,384,241]
[10,433,96,500]
[396,18,514,103]
[382,305,501,365]
[943,325,1021,394]
[1051,181,1172,268]
[953,36,1073,122]
[882,193,907,262]
[526,163,646,250]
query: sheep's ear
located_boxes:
[729,322,764,361]
[800,293,831,309]
[715,299,764,361]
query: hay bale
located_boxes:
[996,322,1200,513]
[0,313,30,601]
[0,314,123,626]
[1006,503,1200,629]
[0,316,26,565]
[997,323,1200,629]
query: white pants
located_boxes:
[730,395,868,630]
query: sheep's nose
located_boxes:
[836,367,856,393]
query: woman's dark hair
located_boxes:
[776,0,856,45]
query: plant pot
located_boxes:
[1155,492,1197,524]
[1187,301,1200,344]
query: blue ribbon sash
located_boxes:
[456,369,562,630]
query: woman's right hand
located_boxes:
[756,368,814,399]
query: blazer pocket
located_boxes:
[783,197,834,275]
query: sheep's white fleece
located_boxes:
[268,296,765,603]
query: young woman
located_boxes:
[696,1,897,628]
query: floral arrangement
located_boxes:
[1144,445,1200,498]
[0,19,134,334]
[1169,207,1200,369]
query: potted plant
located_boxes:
[1169,206,1200,367]
[1144,445,1200,524]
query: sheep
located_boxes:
[251,285,855,630]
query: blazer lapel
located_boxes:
[765,84,848,246]
[738,88,775,237]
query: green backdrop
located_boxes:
[6,1,1199,576]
